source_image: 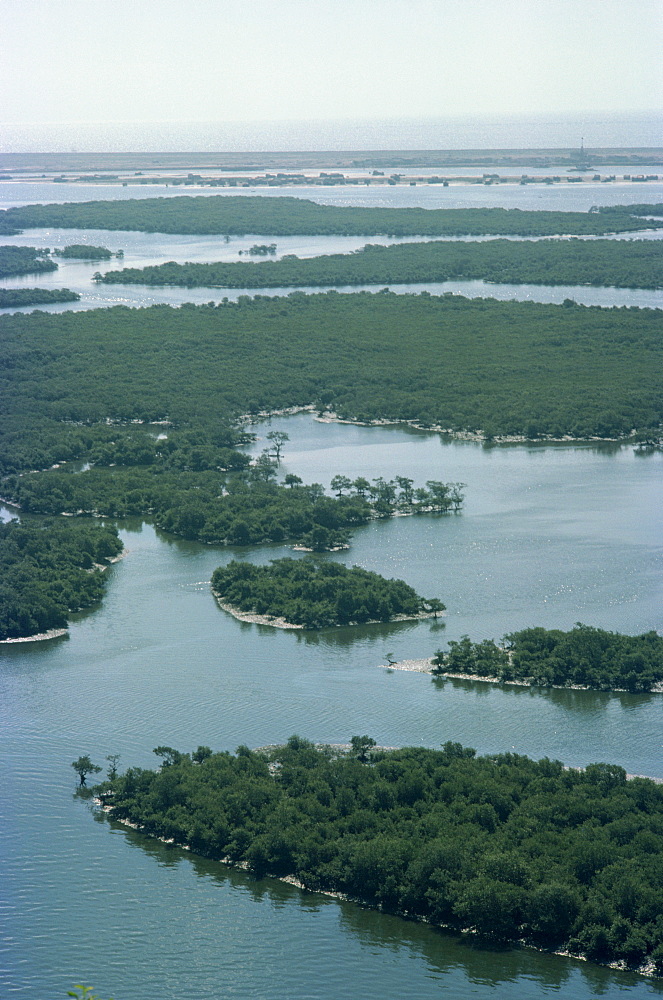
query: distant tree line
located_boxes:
[211,557,444,628]
[431,624,663,693]
[0,519,122,640]
[95,738,663,973]
[0,196,658,237]
[95,238,663,291]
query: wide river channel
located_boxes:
[1,413,662,1000]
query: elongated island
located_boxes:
[92,737,663,977]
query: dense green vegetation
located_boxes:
[0,519,122,639]
[53,244,114,259]
[211,557,443,627]
[0,196,658,237]
[0,287,80,308]
[5,450,461,548]
[96,738,663,972]
[603,203,663,219]
[0,245,57,278]
[432,625,663,693]
[1,296,660,467]
[96,238,663,291]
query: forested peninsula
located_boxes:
[430,625,663,693]
[0,196,659,237]
[0,245,57,278]
[1,295,660,462]
[6,461,461,549]
[212,557,444,628]
[95,738,663,975]
[0,519,123,640]
[96,238,663,291]
[0,288,80,308]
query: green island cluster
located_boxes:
[212,557,444,628]
[0,519,122,640]
[0,243,119,284]
[96,237,663,291]
[432,625,663,693]
[1,190,661,982]
[0,196,660,237]
[94,738,663,971]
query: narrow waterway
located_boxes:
[1,224,661,314]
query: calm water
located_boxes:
[2,177,663,212]
[0,223,661,315]
[1,178,662,317]
[1,110,661,152]
[1,415,662,999]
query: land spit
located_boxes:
[379,657,663,694]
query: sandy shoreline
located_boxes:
[0,627,69,644]
[213,592,439,630]
[213,595,304,629]
[238,403,651,447]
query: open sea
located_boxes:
[1,111,661,153]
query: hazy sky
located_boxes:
[1,0,661,125]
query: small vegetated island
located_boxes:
[96,238,663,291]
[211,557,444,628]
[0,519,123,640]
[0,245,57,278]
[0,288,80,308]
[93,737,663,975]
[430,625,663,693]
[52,244,121,260]
[0,196,660,236]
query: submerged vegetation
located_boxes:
[0,519,122,640]
[0,196,659,237]
[96,237,663,291]
[431,625,663,693]
[96,738,663,973]
[212,557,443,628]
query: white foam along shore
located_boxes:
[379,657,663,693]
[0,627,69,644]
[213,592,439,630]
